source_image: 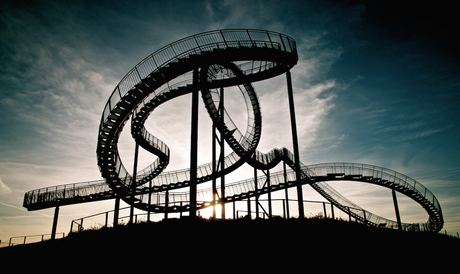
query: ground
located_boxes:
[1,217,458,270]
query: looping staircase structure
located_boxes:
[23,29,443,233]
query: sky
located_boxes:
[1,0,459,243]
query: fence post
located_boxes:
[247,198,251,219]
[323,202,327,219]
[283,200,286,219]
[113,196,120,227]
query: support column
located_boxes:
[254,168,259,218]
[219,87,225,219]
[189,69,200,219]
[247,197,251,219]
[331,203,335,219]
[286,71,304,219]
[392,189,402,231]
[266,170,272,218]
[147,180,152,222]
[212,121,217,220]
[283,162,290,219]
[51,206,59,240]
[113,196,120,227]
[165,190,169,220]
[323,202,327,219]
[130,142,139,224]
[283,200,286,219]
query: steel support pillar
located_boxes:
[51,206,59,240]
[113,196,120,227]
[147,180,152,222]
[283,162,290,219]
[129,142,139,224]
[247,197,251,219]
[254,168,259,218]
[266,170,272,218]
[189,69,200,219]
[392,189,402,230]
[212,121,217,220]
[219,87,225,219]
[283,200,286,219]
[286,71,304,218]
[165,190,169,220]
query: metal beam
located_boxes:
[129,142,139,224]
[219,87,225,219]
[51,206,59,240]
[284,162,290,219]
[255,168,259,218]
[189,69,200,219]
[113,196,120,227]
[266,170,272,218]
[286,71,304,218]
[212,119,217,219]
[392,189,402,231]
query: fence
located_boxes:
[4,233,65,247]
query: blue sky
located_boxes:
[1,0,459,242]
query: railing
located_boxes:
[24,179,111,209]
[307,163,443,231]
[68,198,368,235]
[307,163,441,213]
[24,161,442,232]
[70,206,158,233]
[5,233,65,247]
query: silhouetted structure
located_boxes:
[23,29,443,239]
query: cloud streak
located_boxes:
[0,177,12,195]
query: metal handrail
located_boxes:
[24,179,110,208]
[7,233,65,247]
[307,163,443,231]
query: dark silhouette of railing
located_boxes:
[5,233,65,247]
[24,162,443,232]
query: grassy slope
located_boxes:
[1,218,458,270]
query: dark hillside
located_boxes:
[2,218,458,270]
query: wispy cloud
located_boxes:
[0,177,12,195]
[376,121,425,133]
[400,125,453,141]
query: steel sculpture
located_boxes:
[23,29,444,237]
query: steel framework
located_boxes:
[23,29,443,238]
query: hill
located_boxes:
[1,217,458,270]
